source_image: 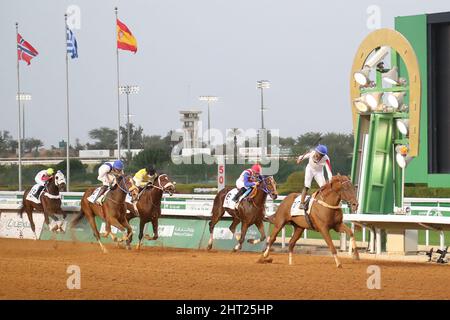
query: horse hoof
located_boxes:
[337,264,343,268]
[207,244,212,251]
[353,254,360,261]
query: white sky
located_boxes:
[1,0,449,147]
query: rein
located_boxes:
[314,179,353,210]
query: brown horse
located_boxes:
[19,170,67,239]
[207,175,278,252]
[262,174,359,268]
[126,173,176,250]
[71,174,139,253]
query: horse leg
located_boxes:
[248,220,265,245]
[136,217,150,250]
[84,208,107,253]
[24,207,38,240]
[149,217,159,240]
[318,227,342,268]
[288,225,304,265]
[229,216,240,241]
[337,223,360,260]
[263,220,287,258]
[233,222,249,252]
[207,207,225,251]
[118,217,133,250]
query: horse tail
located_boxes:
[18,204,24,219]
[71,208,85,228]
[263,214,276,224]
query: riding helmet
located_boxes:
[113,160,124,170]
[315,144,328,156]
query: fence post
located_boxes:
[281,227,286,249]
[440,231,445,251]
[376,228,382,255]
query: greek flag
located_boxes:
[66,27,78,59]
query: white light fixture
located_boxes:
[119,85,140,95]
[387,92,406,110]
[256,80,270,89]
[365,46,390,68]
[382,66,399,85]
[365,92,383,110]
[16,93,32,101]
[353,96,370,112]
[395,145,411,168]
[396,119,409,135]
[354,67,370,86]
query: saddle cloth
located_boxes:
[223,188,249,210]
[26,184,42,204]
[290,195,312,217]
[87,187,109,204]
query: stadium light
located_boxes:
[396,119,409,136]
[119,85,140,155]
[199,96,219,146]
[365,92,383,111]
[387,92,406,110]
[353,95,370,112]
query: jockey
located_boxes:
[94,160,124,204]
[232,164,262,203]
[297,144,332,209]
[133,165,157,190]
[32,168,55,198]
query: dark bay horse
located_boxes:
[207,176,278,252]
[19,170,67,239]
[262,174,359,268]
[71,174,139,253]
[125,173,176,250]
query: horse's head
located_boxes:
[330,174,358,213]
[54,170,67,192]
[117,175,140,201]
[259,175,278,200]
[155,174,176,195]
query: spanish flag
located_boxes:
[117,19,137,53]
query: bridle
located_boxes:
[116,175,138,196]
[151,174,175,194]
[315,178,355,210]
[257,176,276,197]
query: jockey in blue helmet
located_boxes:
[296,144,333,209]
[94,160,125,204]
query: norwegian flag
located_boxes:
[17,33,38,65]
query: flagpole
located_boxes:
[64,14,71,191]
[15,22,23,191]
[115,7,121,158]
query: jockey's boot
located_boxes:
[95,185,109,204]
[233,187,247,203]
[299,187,309,210]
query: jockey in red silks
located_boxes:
[297,144,333,209]
[232,164,262,203]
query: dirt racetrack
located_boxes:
[0,238,449,300]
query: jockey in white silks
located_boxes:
[32,168,55,198]
[296,144,333,209]
[94,159,124,203]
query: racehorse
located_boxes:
[125,173,176,250]
[71,174,139,253]
[19,170,67,239]
[207,175,278,252]
[262,174,359,268]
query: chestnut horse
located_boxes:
[207,175,278,252]
[71,174,139,253]
[126,173,176,250]
[262,174,359,268]
[19,170,67,239]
